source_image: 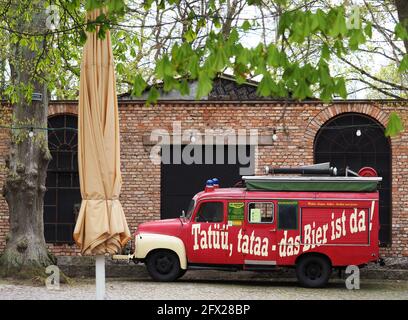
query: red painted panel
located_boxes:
[301,206,370,245]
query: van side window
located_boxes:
[248,202,274,223]
[195,202,224,223]
[278,201,298,230]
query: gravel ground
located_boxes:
[1,277,408,300]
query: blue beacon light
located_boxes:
[205,179,214,192]
[212,178,219,188]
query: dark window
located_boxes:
[314,113,391,245]
[248,202,274,223]
[160,144,255,220]
[195,202,224,223]
[44,115,81,244]
[278,202,298,230]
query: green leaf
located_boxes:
[235,74,246,85]
[157,0,165,10]
[266,44,281,68]
[398,54,408,73]
[184,28,197,42]
[19,38,29,47]
[85,0,101,11]
[179,79,190,96]
[293,80,313,101]
[256,73,275,97]
[316,9,327,32]
[163,76,179,92]
[97,24,108,40]
[333,40,346,57]
[241,20,251,31]
[335,77,347,99]
[142,0,154,10]
[321,43,331,61]
[155,55,173,79]
[236,46,249,65]
[303,64,319,84]
[329,8,347,37]
[319,86,333,103]
[247,0,262,5]
[213,17,222,29]
[196,73,213,99]
[146,87,160,105]
[132,74,147,97]
[364,22,373,38]
[213,47,228,71]
[349,29,366,51]
[277,11,291,35]
[318,61,332,86]
[306,12,317,32]
[395,23,408,41]
[188,55,200,79]
[385,112,404,137]
[108,0,125,14]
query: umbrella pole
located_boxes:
[95,255,106,300]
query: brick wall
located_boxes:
[0,100,407,257]
[0,105,10,251]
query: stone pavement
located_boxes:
[57,256,408,281]
[1,278,408,300]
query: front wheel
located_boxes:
[296,255,331,288]
[146,250,181,282]
[178,269,187,279]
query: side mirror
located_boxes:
[181,210,186,218]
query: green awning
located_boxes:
[245,180,379,192]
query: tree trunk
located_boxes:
[396,0,408,53]
[0,1,54,277]
[0,60,5,99]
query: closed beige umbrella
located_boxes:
[73,8,131,298]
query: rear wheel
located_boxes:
[296,255,331,288]
[146,250,181,282]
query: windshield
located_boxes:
[185,199,195,220]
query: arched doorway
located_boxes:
[314,113,391,245]
[44,115,81,243]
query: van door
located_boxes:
[186,200,228,264]
[242,200,277,268]
[225,200,246,265]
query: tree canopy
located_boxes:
[0,0,407,133]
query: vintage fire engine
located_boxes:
[119,163,383,288]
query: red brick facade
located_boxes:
[0,100,407,257]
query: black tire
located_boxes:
[296,255,331,288]
[177,269,187,279]
[146,250,181,282]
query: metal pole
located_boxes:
[95,255,106,300]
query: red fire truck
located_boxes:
[128,163,382,287]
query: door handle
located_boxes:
[269,228,276,232]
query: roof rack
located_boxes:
[243,163,382,192]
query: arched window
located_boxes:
[314,113,391,245]
[44,115,81,244]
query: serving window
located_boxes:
[248,202,274,224]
